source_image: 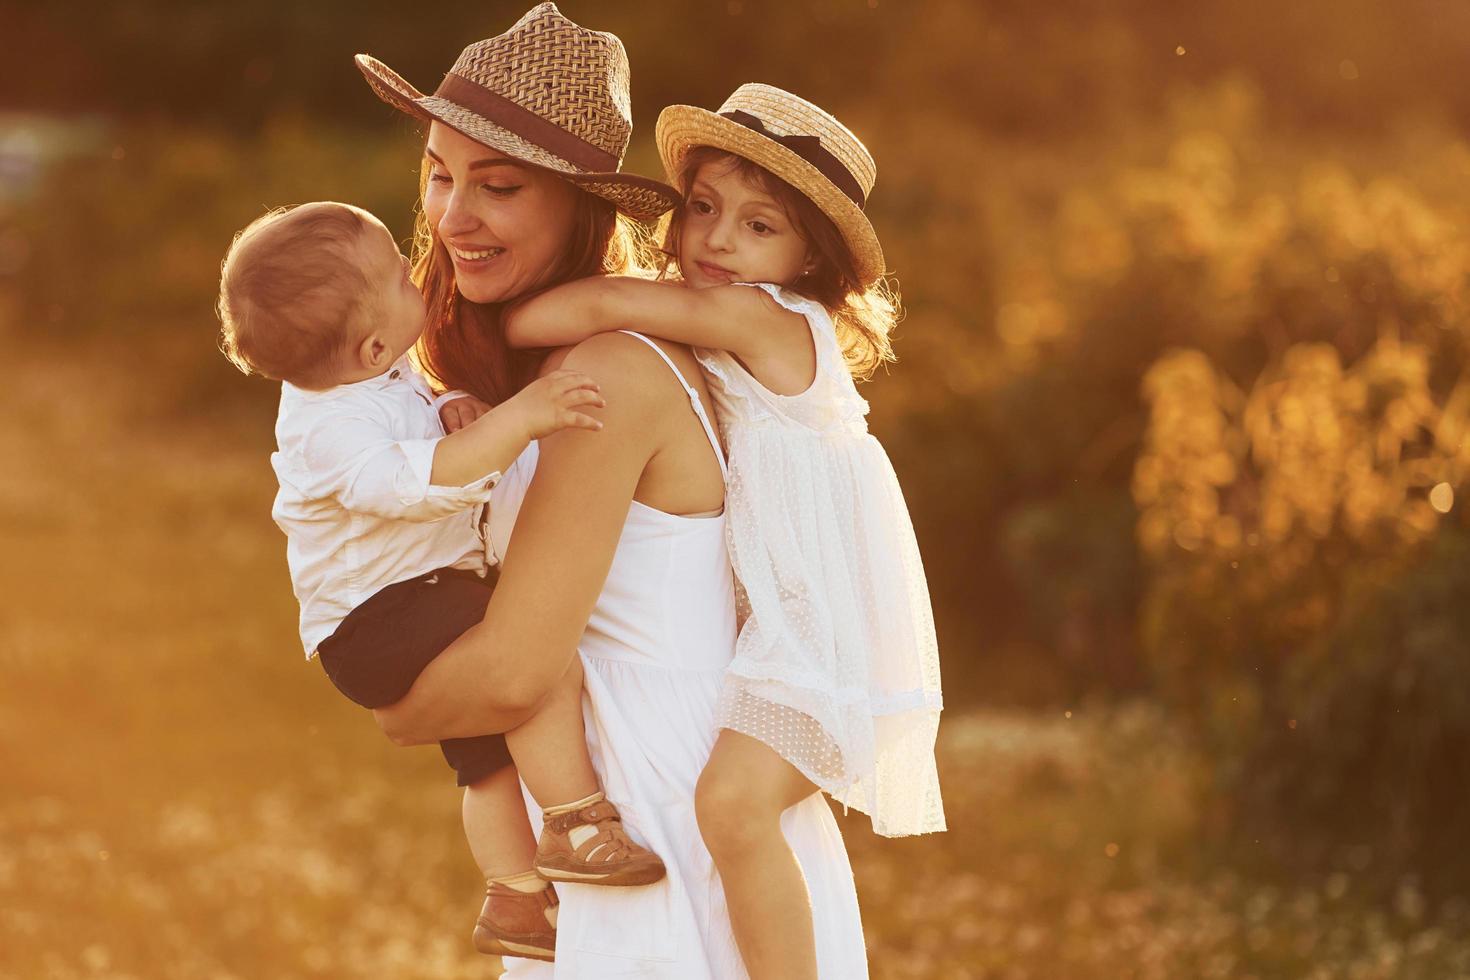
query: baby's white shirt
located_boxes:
[270,356,498,659]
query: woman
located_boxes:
[355,5,867,978]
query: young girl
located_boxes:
[504,83,945,978]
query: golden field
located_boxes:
[1,334,1464,979]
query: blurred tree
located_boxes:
[6,0,1470,135]
[1136,336,1470,891]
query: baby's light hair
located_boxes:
[217,202,376,388]
[661,146,900,380]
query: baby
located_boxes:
[216,201,664,963]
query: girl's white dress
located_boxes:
[696,283,946,838]
[491,331,867,979]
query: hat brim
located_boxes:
[655,104,886,285]
[356,54,678,223]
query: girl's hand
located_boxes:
[508,369,605,440]
[440,395,492,433]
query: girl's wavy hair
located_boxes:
[408,159,656,406]
[659,145,900,380]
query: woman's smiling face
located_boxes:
[422,121,582,305]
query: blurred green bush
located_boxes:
[1136,335,1469,891]
[1119,94,1470,889]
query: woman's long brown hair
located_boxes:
[408,158,650,406]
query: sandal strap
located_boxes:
[486,880,558,909]
[544,801,620,835]
[572,820,640,864]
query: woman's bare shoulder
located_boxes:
[537,333,722,512]
[542,332,698,400]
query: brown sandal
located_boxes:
[472,881,558,962]
[535,800,667,886]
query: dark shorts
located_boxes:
[317,566,512,787]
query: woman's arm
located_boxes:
[371,334,672,744]
[504,277,805,367]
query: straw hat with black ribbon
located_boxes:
[656,83,886,285]
[355,2,677,222]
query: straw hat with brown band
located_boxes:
[656,83,886,285]
[355,2,678,222]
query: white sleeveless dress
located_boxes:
[489,332,867,980]
[696,283,945,838]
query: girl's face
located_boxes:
[422,121,582,304]
[678,156,812,290]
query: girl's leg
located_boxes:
[695,729,821,980]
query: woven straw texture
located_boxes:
[656,83,886,283]
[446,4,632,161]
[357,3,675,221]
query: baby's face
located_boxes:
[355,218,430,367]
[677,158,810,290]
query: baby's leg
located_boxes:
[504,657,665,886]
[460,765,559,961]
[696,729,820,980]
[461,764,537,878]
[502,656,599,807]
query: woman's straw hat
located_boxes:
[656,83,885,284]
[356,3,677,221]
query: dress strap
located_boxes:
[616,330,728,480]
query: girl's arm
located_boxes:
[504,277,806,368]
[370,334,671,743]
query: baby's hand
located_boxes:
[509,369,605,439]
[440,395,492,433]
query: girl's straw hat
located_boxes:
[656,83,885,284]
[355,2,677,221]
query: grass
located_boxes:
[3,328,1467,979]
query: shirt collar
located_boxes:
[282,355,423,401]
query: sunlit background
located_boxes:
[4,1,1469,977]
